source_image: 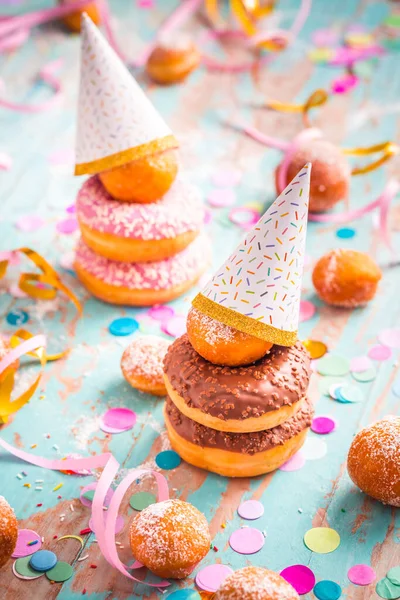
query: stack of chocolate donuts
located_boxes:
[72,15,209,305]
[163,164,315,477]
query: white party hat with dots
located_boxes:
[75,14,178,176]
[192,164,311,346]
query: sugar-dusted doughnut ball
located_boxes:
[99,149,179,204]
[121,335,170,396]
[186,307,272,367]
[146,35,201,85]
[348,416,400,507]
[0,336,19,383]
[275,139,351,213]
[59,1,100,33]
[0,496,18,568]
[129,499,210,579]
[312,249,382,308]
[214,566,299,600]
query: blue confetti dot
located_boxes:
[6,309,29,326]
[314,580,342,600]
[155,450,181,470]
[167,590,200,599]
[109,317,139,336]
[29,550,58,572]
[336,227,356,239]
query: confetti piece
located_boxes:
[385,14,400,28]
[312,28,339,47]
[229,527,265,555]
[229,206,260,229]
[368,345,392,361]
[212,168,242,187]
[155,450,181,470]
[378,328,400,349]
[0,151,13,171]
[280,565,316,595]
[308,48,335,63]
[303,339,327,359]
[147,305,175,321]
[12,530,42,558]
[313,580,342,600]
[304,527,340,554]
[195,564,234,593]
[302,437,327,460]
[350,356,372,373]
[161,315,187,338]
[279,450,306,471]
[345,32,375,48]
[102,408,136,431]
[45,561,73,583]
[15,215,45,232]
[99,423,131,434]
[13,556,43,580]
[80,487,113,508]
[336,227,356,239]
[299,300,316,322]
[207,188,236,208]
[335,384,364,404]
[319,376,344,396]
[351,366,377,383]
[317,354,350,377]
[6,309,29,326]
[129,491,156,511]
[56,217,78,234]
[387,567,400,586]
[237,500,264,520]
[109,317,139,336]
[167,591,201,599]
[348,564,376,586]
[311,416,336,434]
[29,550,57,572]
[376,578,400,599]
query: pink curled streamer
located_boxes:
[0,435,170,587]
[0,335,46,373]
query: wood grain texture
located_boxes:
[0,0,399,599]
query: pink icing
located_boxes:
[76,176,204,241]
[74,235,210,290]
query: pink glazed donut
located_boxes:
[74,234,210,306]
[76,176,204,263]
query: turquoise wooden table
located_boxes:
[0,1,399,598]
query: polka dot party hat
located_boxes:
[75,14,178,176]
[192,164,311,346]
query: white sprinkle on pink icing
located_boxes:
[76,176,204,241]
[121,336,170,385]
[74,234,210,290]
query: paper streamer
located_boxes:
[0,436,170,588]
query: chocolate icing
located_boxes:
[165,396,314,455]
[163,335,311,420]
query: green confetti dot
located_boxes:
[14,556,43,579]
[317,355,350,377]
[45,561,74,583]
[318,376,344,396]
[129,491,156,511]
[387,567,400,586]
[351,367,377,383]
[385,14,400,28]
[376,577,400,599]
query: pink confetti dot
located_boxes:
[12,529,42,558]
[212,168,242,187]
[348,564,376,586]
[56,217,78,234]
[312,28,339,47]
[229,527,265,554]
[299,300,316,322]
[311,416,337,434]
[195,564,234,593]
[229,207,260,230]
[331,73,359,94]
[207,188,236,208]
[102,408,136,430]
[161,315,187,338]
[65,204,76,214]
[0,151,13,171]
[15,214,45,232]
[147,305,175,322]
[378,328,400,349]
[237,500,264,520]
[350,355,372,373]
[279,450,306,472]
[280,564,316,595]
[368,345,392,361]
[204,209,212,224]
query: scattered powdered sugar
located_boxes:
[121,336,170,386]
[215,566,298,600]
[71,414,102,451]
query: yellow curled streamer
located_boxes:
[266,89,329,126]
[57,535,84,548]
[343,141,399,176]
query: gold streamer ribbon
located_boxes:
[266,88,328,127]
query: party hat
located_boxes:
[75,14,178,176]
[192,164,311,346]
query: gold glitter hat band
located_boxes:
[192,293,297,346]
[74,134,179,176]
